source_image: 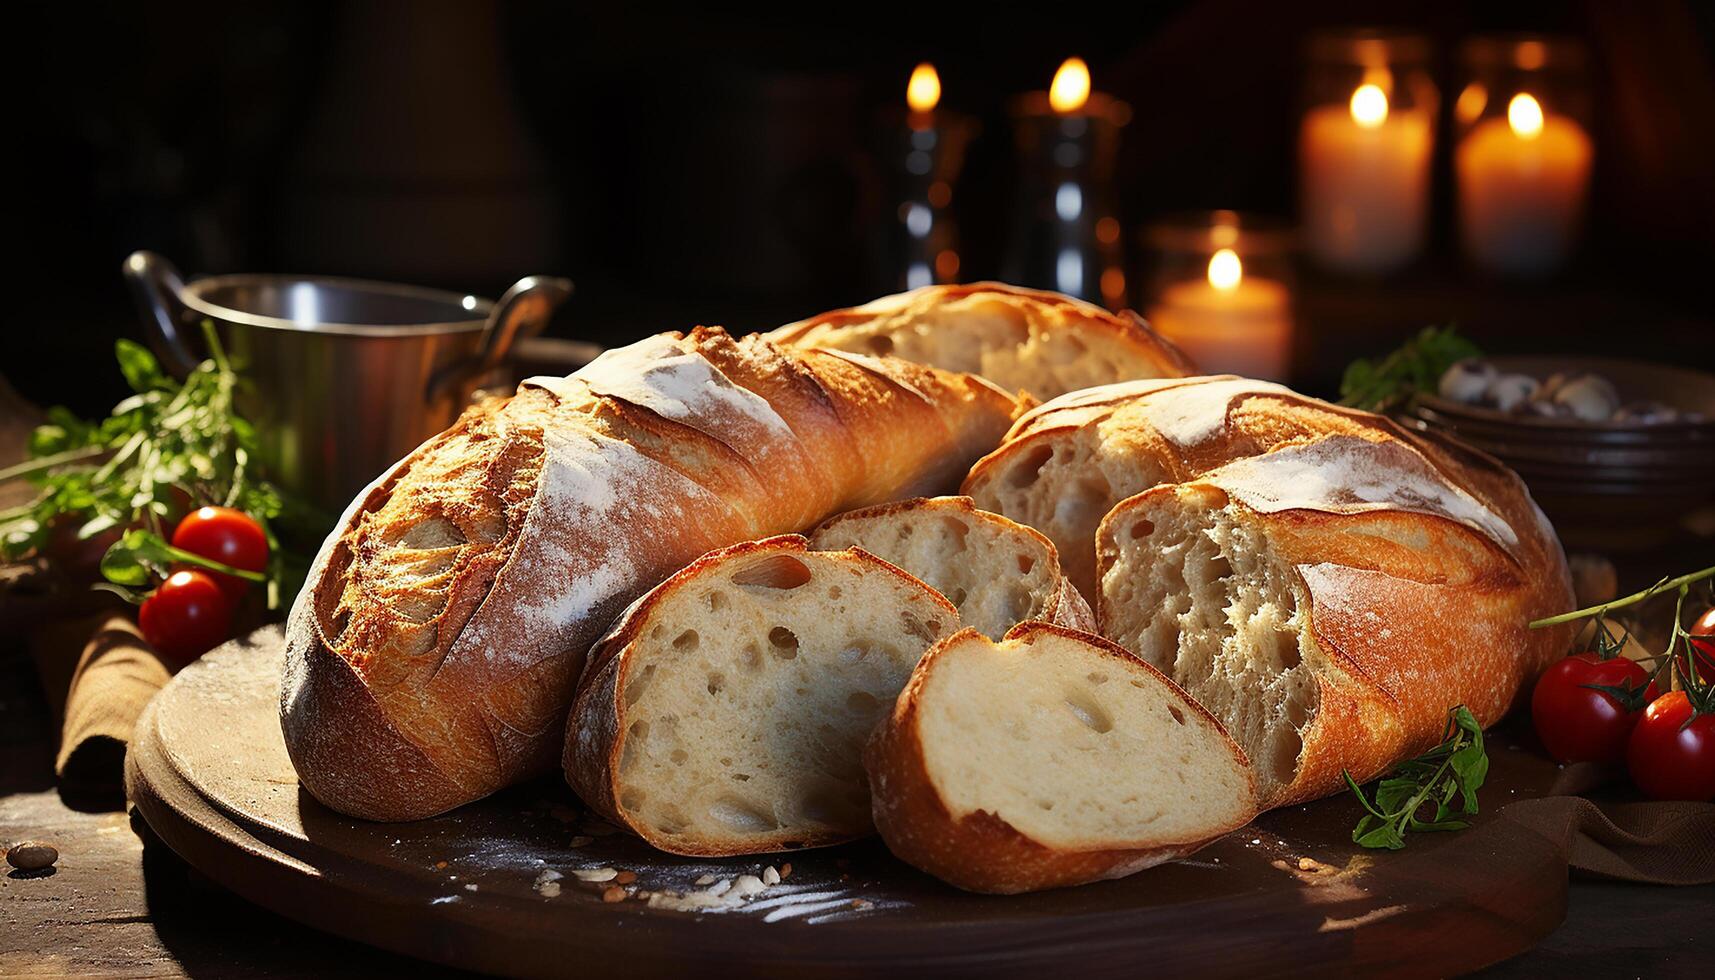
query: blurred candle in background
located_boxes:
[1297,31,1436,276]
[1456,92,1593,276]
[1145,212,1294,381]
[1003,58,1130,309]
[1455,36,1594,277]
[887,62,975,290]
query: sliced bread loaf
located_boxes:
[866,622,1257,894]
[808,496,1094,639]
[565,535,959,856]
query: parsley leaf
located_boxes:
[1338,325,1482,413]
[1345,704,1488,850]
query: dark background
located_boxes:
[8,0,1714,413]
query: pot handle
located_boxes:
[122,251,202,378]
[428,275,574,398]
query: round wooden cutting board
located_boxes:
[126,628,1573,978]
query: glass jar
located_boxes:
[1298,30,1438,276]
[1454,36,1593,277]
[1142,210,1297,381]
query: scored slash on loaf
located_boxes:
[280,326,1020,822]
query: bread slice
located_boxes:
[866,622,1257,894]
[808,496,1094,639]
[769,283,1194,401]
[566,535,959,856]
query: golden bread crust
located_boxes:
[282,327,1018,821]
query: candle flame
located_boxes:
[907,62,941,113]
[1208,248,1243,291]
[1049,58,1091,113]
[1508,93,1544,139]
[1350,84,1389,128]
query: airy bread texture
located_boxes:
[565,535,959,855]
[282,327,1018,821]
[808,496,1093,639]
[964,377,1575,807]
[769,283,1194,401]
[866,622,1258,894]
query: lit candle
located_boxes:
[1456,92,1593,275]
[1147,247,1292,380]
[1002,58,1130,308]
[894,62,972,290]
[1299,81,1433,274]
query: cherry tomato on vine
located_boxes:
[171,506,268,600]
[1531,652,1659,764]
[1627,691,1715,802]
[138,568,234,668]
[1681,605,1715,687]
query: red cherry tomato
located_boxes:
[139,569,234,668]
[1531,652,1659,764]
[1627,691,1715,802]
[170,506,268,600]
[1681,606,1715,687]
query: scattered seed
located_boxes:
[762,866,780,886]
[614,870,637,885]
[1298,857,1316,871]
[434,860,449,869]
[732,875,766,897]
[602,886,626,903]
[6,841,58,872]
[573,867,618,883]
[780,863,792,879]
[694,873,717,886]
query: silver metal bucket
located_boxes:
[122,251,572,511]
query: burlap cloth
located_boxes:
[51,613,172,809]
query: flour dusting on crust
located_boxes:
[1209,435,1520,552]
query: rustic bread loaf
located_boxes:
[769,283,1194,401]
[807,496,1093,639]
[963,377,1574,807]
[565,535,959,855]
[866,622,1257,894]
[281,327,1019,821]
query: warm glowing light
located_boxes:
[1508,93,1544,139]
[1208,248,1243,291]
[1455,83,1488,125]
[1515,41,1546,71]
[907,62,941,113]
[1049,57,1091,113]
[1095,216,1121,245]
[927,180,952,208]
[935,249,961,280]
[1350,84,1389,128]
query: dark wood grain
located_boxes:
[116,627,1582,979]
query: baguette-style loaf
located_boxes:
[808,496,1094,639]
[866,622,1257,894]
[768,283,1194,400]
[281,327,1019,821]
[565,535,959,855]
[963,377,1574,807]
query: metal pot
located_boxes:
[122,251,572,511]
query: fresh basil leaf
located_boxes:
[115,339,167,393]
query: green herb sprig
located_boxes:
[0,323,316,609]
[1344,704,1489,850]
[1338,325,1482,413]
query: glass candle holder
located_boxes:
[887,63,978,290]
[1003,60,1131,309]
[1454,36,1593,277]
[1298,30,1437,276]
[1143,211,1296,381]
